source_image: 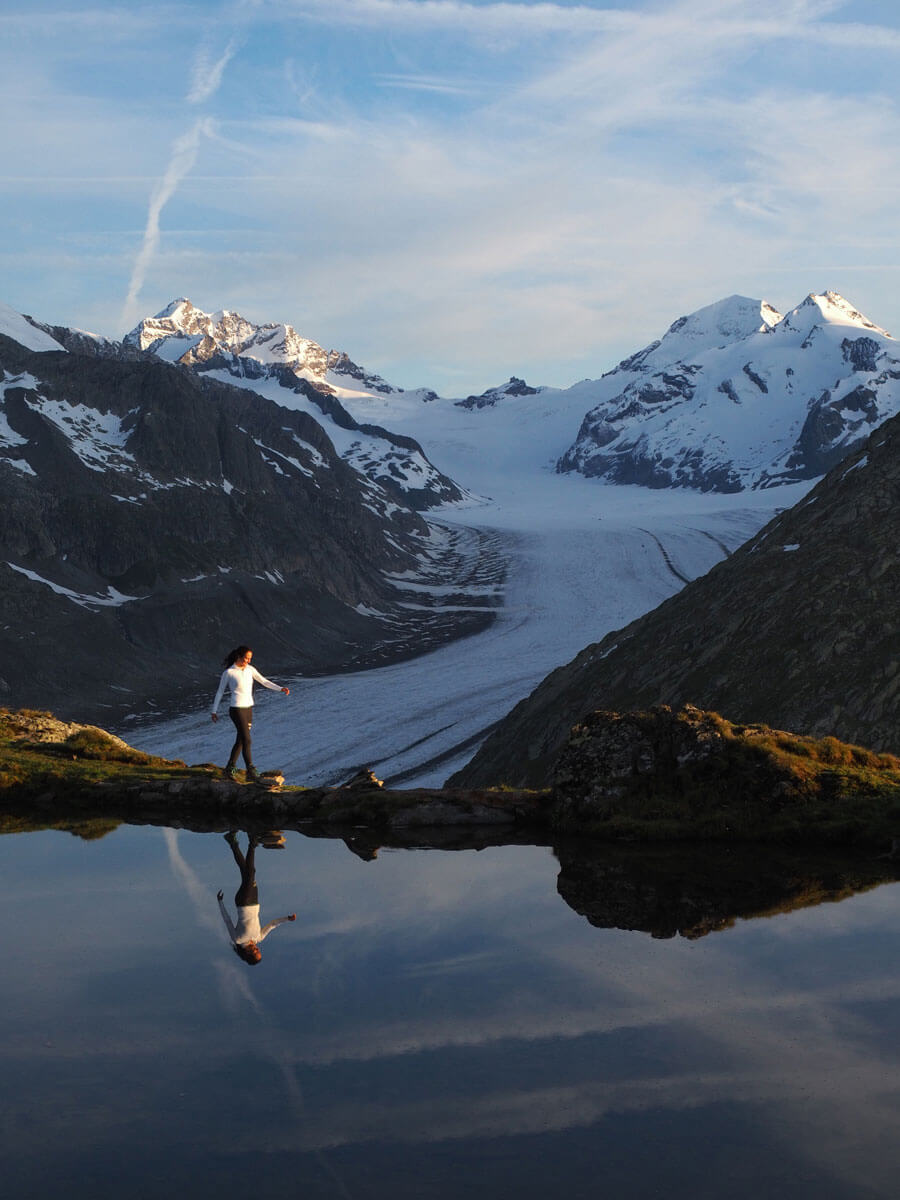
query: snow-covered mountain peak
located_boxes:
[0,302,66,353]
[156,297,194,321]
[557,290,900,492]
[126,300,263,359]
[125,299,402,396]
[777,291,891,340]
[667,294,781,342]
[121,299,465,510]
[615,295,782,375]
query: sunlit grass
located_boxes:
[555,707,900,846]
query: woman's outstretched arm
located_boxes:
[250,666,289,695]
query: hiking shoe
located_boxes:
[223,766,238,779]
[246,766,260,783]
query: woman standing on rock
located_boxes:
[211,645,289,781]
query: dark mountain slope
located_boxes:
[0,336,496,722]
[118,298,465,511]
[451,411,900,788]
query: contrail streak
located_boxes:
[120,11,248,332]
[121,118,210,331]
[188,37,240,103]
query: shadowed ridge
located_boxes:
[451,408,900,789]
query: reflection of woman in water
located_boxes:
[211,645,290,781]
[217,831,296,965]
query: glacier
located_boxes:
[130,382,813,785]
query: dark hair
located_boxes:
[233,943,262,966]
[223,645,252,668]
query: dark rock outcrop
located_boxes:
[549,704,900,847]
[552,705,730,819]
[455,376,541,410]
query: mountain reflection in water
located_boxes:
[553,839,900,939]
[1,819,899,1199]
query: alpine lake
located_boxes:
[3,816,900,1199]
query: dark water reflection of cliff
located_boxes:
[2,822,899,1199]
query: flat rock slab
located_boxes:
[88,775,552,830]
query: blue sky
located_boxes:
[2,0,900,394]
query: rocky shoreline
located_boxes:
[89,775,550,832]
[3,705,900,849]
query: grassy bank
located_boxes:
[554,707,900,846]
[0,707,214,798]
[3,706,900,848]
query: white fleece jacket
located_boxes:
[212,664,282,713]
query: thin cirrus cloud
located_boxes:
[276,0,899,49]
[4,0,900,390]
[274,0,639,35]
[375,72,485,95]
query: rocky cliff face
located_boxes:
[556,292,900,492]
[451,407,900,787]
[0,332,501,722]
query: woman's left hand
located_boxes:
[282,687,290,696]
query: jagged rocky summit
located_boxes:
[452,405,900,788]
[122,299,457,511]
[454,376,544,410]
[125,297,398,396]
[556,292,900,491]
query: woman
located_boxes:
[217,831,296,965]
[211,645,289,780]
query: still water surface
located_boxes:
[3,824,900,1199]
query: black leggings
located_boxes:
[227,706,253,769]
[228,834,259,907]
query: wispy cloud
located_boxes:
[375,72,483,96]
[7,0,900,389]
[187,37,241,104]
[274,0,639,36]
[273,0,900,52]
